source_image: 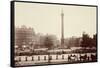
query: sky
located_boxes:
[15,2,97,39]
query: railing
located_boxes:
[15,53,97,63]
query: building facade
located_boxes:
[15,25,35,49]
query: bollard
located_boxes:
[50,56,52,60]
[87,56,89,61]
[32,56,34,61]
[38,56,40,61]
[62,55,64,59]
[77,54,78,61]
[19,57,21,62]
[79,54,81,61]
[25,57,27,61]
[44,56,46,60]
[56,55,58,60]
[68,55,70,62]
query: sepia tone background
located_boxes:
[15,2,96,39]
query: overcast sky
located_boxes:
[15,2,96,39]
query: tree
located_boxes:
[81,32,97,49]
[92,34,97,47]
[44,35,53,49]
[80,32,92,48]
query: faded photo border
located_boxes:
[10,1,98,67]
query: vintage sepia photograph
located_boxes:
[11,1,97,67]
